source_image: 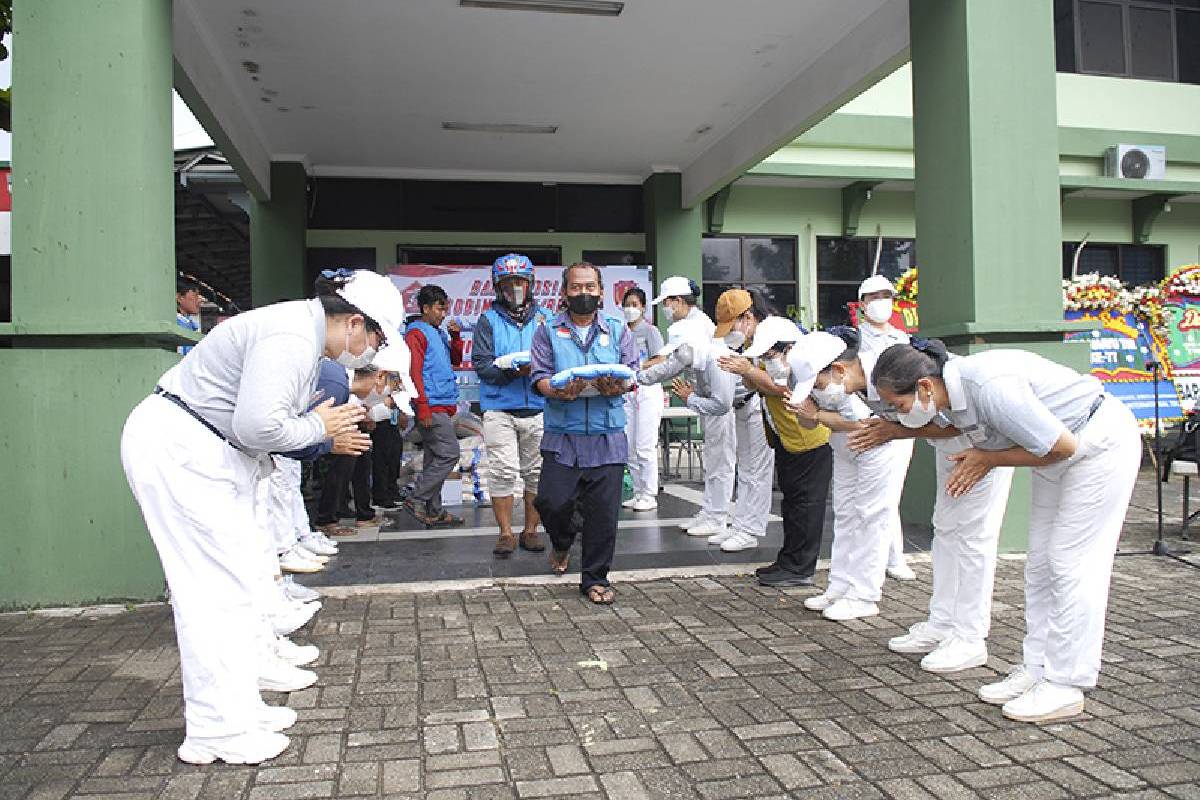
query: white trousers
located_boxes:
[885,438,915,568]
[700,410,737,523]
[1024,397,1140,688]
[623,383,664,499]
[256,456,307,554]
[826,434,905,602]
[730,396,775,537]
[121,395,265,740]
[927,445,1014,641]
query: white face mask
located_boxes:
[509,284,527,306]
[864,298,894,325]
[336,324,376,369]
[811,377,846,409]
[623,305,643,323]
[723,330,746,350]
[764,354,790,385]
[664,301,683,322]
[898,385,937,428]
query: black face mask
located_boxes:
[566,293,600,316]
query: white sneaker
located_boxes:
[888,621,948,654]
[887,563,917,581]
[177,731,289,765]
[258,654,318,692]
[1001,680,1085,723]
[678,515,703,531]
[920,635,988,674]
[686,517,726,537]
[622,496,639,509]
[822,597,879,621]
[282,576,321,604]
[275,635,319,667]
[258,704,298,732]
[310,531,338,549]
[803,591,843,611]
[279,547,324,574]
[298,534,338,557]
[978,664,1042,705]
[720,532,758,553]
[628,495,658,512]
[270,600,319,637]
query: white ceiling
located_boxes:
[174,0,908,205]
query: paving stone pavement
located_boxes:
[2,466,1199,800]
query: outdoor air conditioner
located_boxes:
[1104,144,1167,180]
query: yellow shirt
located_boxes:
[764,394,830,453]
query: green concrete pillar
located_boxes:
[0,0,184,608]
[251,162,308,306]
[905,0,1088,551]
[643,172,703,337]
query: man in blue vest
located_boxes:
[176,277,203,356]
[403,285,465,527]
[529,263,639,605]
[474,254,554,558]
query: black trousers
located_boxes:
[773,443,833,577]
[315,454,354,525]
[534,455,622,591]
[348,451,374,520]
[371,422,403,504]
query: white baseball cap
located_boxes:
[787,331,851,402]
[858,275,894,298]
[334,270,406,343]
[742,315,802,359]
[651,275,696,306]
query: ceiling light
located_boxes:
[443,122,558,134]
[459,0,624,17]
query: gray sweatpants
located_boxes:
[412,412,459,515]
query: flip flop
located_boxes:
[585,584,615,605]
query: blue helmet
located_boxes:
[492,253,534,287]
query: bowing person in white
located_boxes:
[785,329,910,622]
[872,340,1140,723]
[856,275,916,581]
[120,269,404,765]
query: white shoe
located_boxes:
[310,531,338,549]
[258,704,298,732]
[686,517,726,537]
[298,534,338,557]
[628,495,658,512]
[279,547,324,574]
[678,515,703,531]
[920,635,988,673]
[177,731,289,765]
[822,597,879,622]
[706,527,736,545]
[622,496,639,509]
[978,664,1042,705]
[258,654,318,692]
[1001,680,1085,723]
[275,635,319,667]
[719,532,758,552]
[270,600,319,637]
[888,621,948,654]
[282,576,321,604]
[886,563,916,581]
[803,591,842,611]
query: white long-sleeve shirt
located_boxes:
[158,299,328,455]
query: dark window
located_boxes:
[1060,0,1198,83]
[396,245,561,266]
[816,237,916,329]
[0,255,9,323]
[1061,242,1166,284]
[581,250,646,266]
[701,235,799,323]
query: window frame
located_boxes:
[1061,241,1167,284]
[1072,0,1183,82]
[701,233,801,319]
[815,235,917,329]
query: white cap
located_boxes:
[334,270,406,343]
[742,315,802,359]
[858,275,894,298]
[651,275,696,306]
[371,339,419,398]
[787,331,850,402]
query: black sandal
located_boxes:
[585,584,615,605]
[549,550,569,576]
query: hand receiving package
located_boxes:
[494,351,532,371]
[549,363,636,396]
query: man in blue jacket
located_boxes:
[474,254,554,558]
[530,263,638,604]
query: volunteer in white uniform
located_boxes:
[785,329,909,622]
[711,289,776,551]
[620,287,665,511]
[856,275,916,581]
[120,269,404,765]
[650,276,735,537]
[872,339,1140,723]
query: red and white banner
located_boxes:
[387,264,653,370]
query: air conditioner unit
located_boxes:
[1104,144,1166,180]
